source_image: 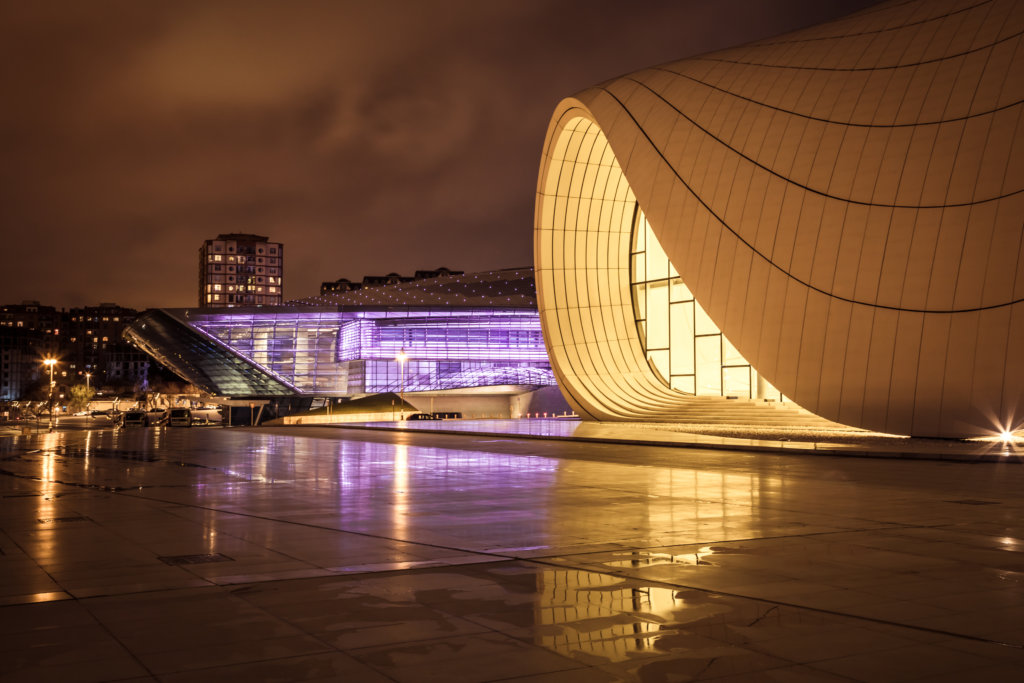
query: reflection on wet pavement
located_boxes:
[2,427,1024,681]
[600,550,717,568]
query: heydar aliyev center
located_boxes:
[534,0,1024,439]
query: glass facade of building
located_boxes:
[126,268,556,399]
[187,307,552,396]
[630,207,783,401]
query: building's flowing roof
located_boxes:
[535,0,1024,438]
[291,267,537,308]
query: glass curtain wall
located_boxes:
[193,311,347,394]
[188,307,554,397]
[630,206,783,400]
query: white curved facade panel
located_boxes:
[535,0,1024,438]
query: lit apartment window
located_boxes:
[213,284,222,291]
[207,294,214,303]
[269,286,277,293]
[102,336,108,342]
[213,294,221,301]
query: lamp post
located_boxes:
[43,358,57,432]
[85,372,93,422]
[396,349,407,421]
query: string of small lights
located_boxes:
[289,268,537,309]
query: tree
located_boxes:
[68,384,96,413]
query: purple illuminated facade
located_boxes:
[126,269,555,398]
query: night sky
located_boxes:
[1,0,875,310]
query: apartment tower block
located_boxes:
[198,234,283,307]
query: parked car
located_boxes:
[406,411,463,421]
[120,410,147,428]
[168,408,193,427]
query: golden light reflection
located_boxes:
[393,444,409,538]
[535,568,729,662]
[36,432,62,555]
[83,429,92,476]
[602,547,715,569]
[205,522,218,555]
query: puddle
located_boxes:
[601,548,717,568]
[532,566,733,663]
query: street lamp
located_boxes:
[43,358,57,432]
[85,372,93,421]
[396,349,407,421]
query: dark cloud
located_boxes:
[0,0,876,309]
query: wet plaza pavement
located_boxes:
[2,425,1024,681]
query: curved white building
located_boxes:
[535,0,1024,438]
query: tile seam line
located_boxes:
[518,523,949,561]
[118,490,524,564]
[283,424,1024,463]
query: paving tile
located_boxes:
[349,632,581,683]
[157,651,393,682]
[809,642,1000,682]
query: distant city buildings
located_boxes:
[199,233,283,307]
[320,267,463,295]
[0,301,149,400]
[67,304,150,388]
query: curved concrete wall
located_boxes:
[535,0,1024,438]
